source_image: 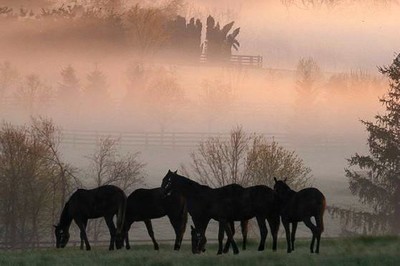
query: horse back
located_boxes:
[283,187,325,222]
[69,185,125,219]
[126,188,185,221]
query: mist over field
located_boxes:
[0,0,399,245]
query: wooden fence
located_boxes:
[200,54,263,68]
[61,130,286,148]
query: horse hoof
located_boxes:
[233,250,239,255]
[154,245,159,251]
[86,247,91,251]
[222,249,229,254]
[126,246,131,250]
[287,250,291,253]
[258,246,265,251]
[217,250,222,255]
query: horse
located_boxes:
[161,170,280,255]
[54,185,127,251]
[193,185,280,254]
[123,187,187,251]
[273,178,326,254]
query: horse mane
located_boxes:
[58,201,73,229]
[175,173,212,193]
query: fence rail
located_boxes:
[200,54,263,68]
[61,130,287,148]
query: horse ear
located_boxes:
[174,170,178,174]
[53,224,57,228]
[168,169,171,173]
[273,177,278,183]
[191,225,195,230]
[284,177,288,182]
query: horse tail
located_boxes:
[319,195,326,233]
[116,192,127,235]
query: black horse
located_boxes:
[54,185,127,251]
[273,178,326,254]
[161,170,280,255]
[123,187,187,251]
[193,186,280,254]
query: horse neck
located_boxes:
[58,201,73,230]
[175,175,209,196]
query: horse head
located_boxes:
[54,224,70,248]
[190,225,206,254]
[273,177,293,202]
[161,169,178,196]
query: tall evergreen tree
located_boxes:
[332,54,400,234]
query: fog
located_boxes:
[0,0,398,238]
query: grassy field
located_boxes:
[0,236,399,266]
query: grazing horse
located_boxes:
[123,187,187,251]
[161,170,280,255]
[273,178,326,254]
[54,185,127,251]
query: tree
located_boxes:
[204,15,240,61]
[330,54,400,235]
[85,136,146,241]
[14,74,53,115]
[246,137,312,189]
[291,57,323,135]
[0,118,77,248]
[57,65,81,117]
[0,0,54,9]
[83,67,110,116]
[182,126,312,189]
[125,4,171,55]
[143,68,185,131]
[0,61,18,102]
[199,77,236,131]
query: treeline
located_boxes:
[0,59,387,132]
[0,0,241,60]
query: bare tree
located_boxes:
[182,126,312,189]
[85,136,146,241]
[14,74,53,116]
[144,68,185,131]
[125,4,171,55]
[0,61,19,104]
[246,137,312,189]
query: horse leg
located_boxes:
[223,221,239,255]
[267,215,279,252]
[217,222,224,255]
[80,219,88,250]
[282,220,291,253]
[303,217,317,253]
[168,214,185,251]
[223,221,234,253]
[144,219,159,250]
[123,221,133,250]
[315,214,323,254]
[241,220,248,251]
[193,218,209,253]
[105,216,116,251]
[256,216,267,251]
[291,222,298,251]
[75,219,91,251]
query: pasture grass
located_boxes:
[0,236,399,266]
